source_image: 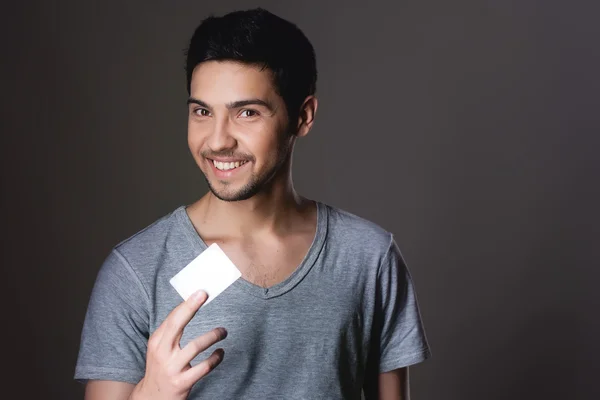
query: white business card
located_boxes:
[169,243,242,305]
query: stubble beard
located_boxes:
[204,139,292,202]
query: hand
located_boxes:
[130,290,227,400]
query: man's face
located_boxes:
[187,60,293,202]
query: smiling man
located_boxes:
[75,8,431,400]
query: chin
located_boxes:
[205,178,262,202]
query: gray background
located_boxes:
[2,0,599,399]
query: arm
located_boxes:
[84,381,135,400]
[81,290,226,400]
[364,236,430,399]
[378,367,410,400]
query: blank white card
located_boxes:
[169,243,242,305]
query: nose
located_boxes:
[207,116,236,152]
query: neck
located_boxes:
[189,157,312,238]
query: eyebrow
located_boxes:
[187,97,275,111]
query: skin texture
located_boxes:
[187,61,300,204]
[372,368,410,400]
[84,60,409,399]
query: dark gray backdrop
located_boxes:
[2,1,599,399]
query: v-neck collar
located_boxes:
[176,201,328,299]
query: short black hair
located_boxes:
[185,8,317,125]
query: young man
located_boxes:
[75,8,431,400]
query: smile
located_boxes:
[212,159,249,171]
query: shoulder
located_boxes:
[114,206,186,254]
[322,202,394,257]
[87,206,193,321]
[107,206,192,280]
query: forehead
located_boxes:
[189,61,278,103]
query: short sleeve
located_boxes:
[74,249,150,384]
[373,235,432,373]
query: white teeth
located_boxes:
[213,160,247,171]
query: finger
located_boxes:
[180,348,225,387]
[158,290,208,349]
[176,327,228,367]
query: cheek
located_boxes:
[187,122,205,151]
[248,133,280,164]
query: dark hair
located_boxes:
[185,8,317,124]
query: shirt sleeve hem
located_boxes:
[379,347,432,373]
[74,365,144,385]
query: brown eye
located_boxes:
[195,108,210,117]
[240,109,258,118]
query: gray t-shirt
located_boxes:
[75,202,431,399]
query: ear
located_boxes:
[295,96,318,138]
